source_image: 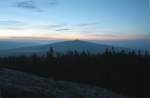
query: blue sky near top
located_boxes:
[0,0,149,40]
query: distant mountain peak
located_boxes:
[58,40,88,44]
[73,39,81,41]
[67,39,83,43]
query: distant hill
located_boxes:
[0,41,40,50]
[92,39,150,51]
[0,40,131,56]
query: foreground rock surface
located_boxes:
[0,68,128,98]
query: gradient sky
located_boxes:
[0,0,149,40]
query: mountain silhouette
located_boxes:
[0,40,130,56]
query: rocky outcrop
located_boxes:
[0,68,128,98]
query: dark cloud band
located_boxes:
[15,0,37,9]
[14,0,59,11]
[0,20,26,26]
[55,28,71,31]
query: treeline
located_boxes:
[0,48,150,98]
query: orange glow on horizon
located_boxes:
[0,29,149,40]
[0,33,149,41]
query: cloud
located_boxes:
[0,20,25,26]
[0,21,68,31]
[37,24,66,29]
[87,34,117,37]
[0,20,27,30]
[48,0,58,6]
[55,28,71,31]
[8,36,55,40]
[1,27,25,30]
[83,33,150,40]
[32,24,67,31]
[15,0,38,10]
[76,22,98,27]
[14,0,59,11]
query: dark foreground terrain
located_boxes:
[0,68,128,98]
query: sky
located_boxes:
[0,0,149,40]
